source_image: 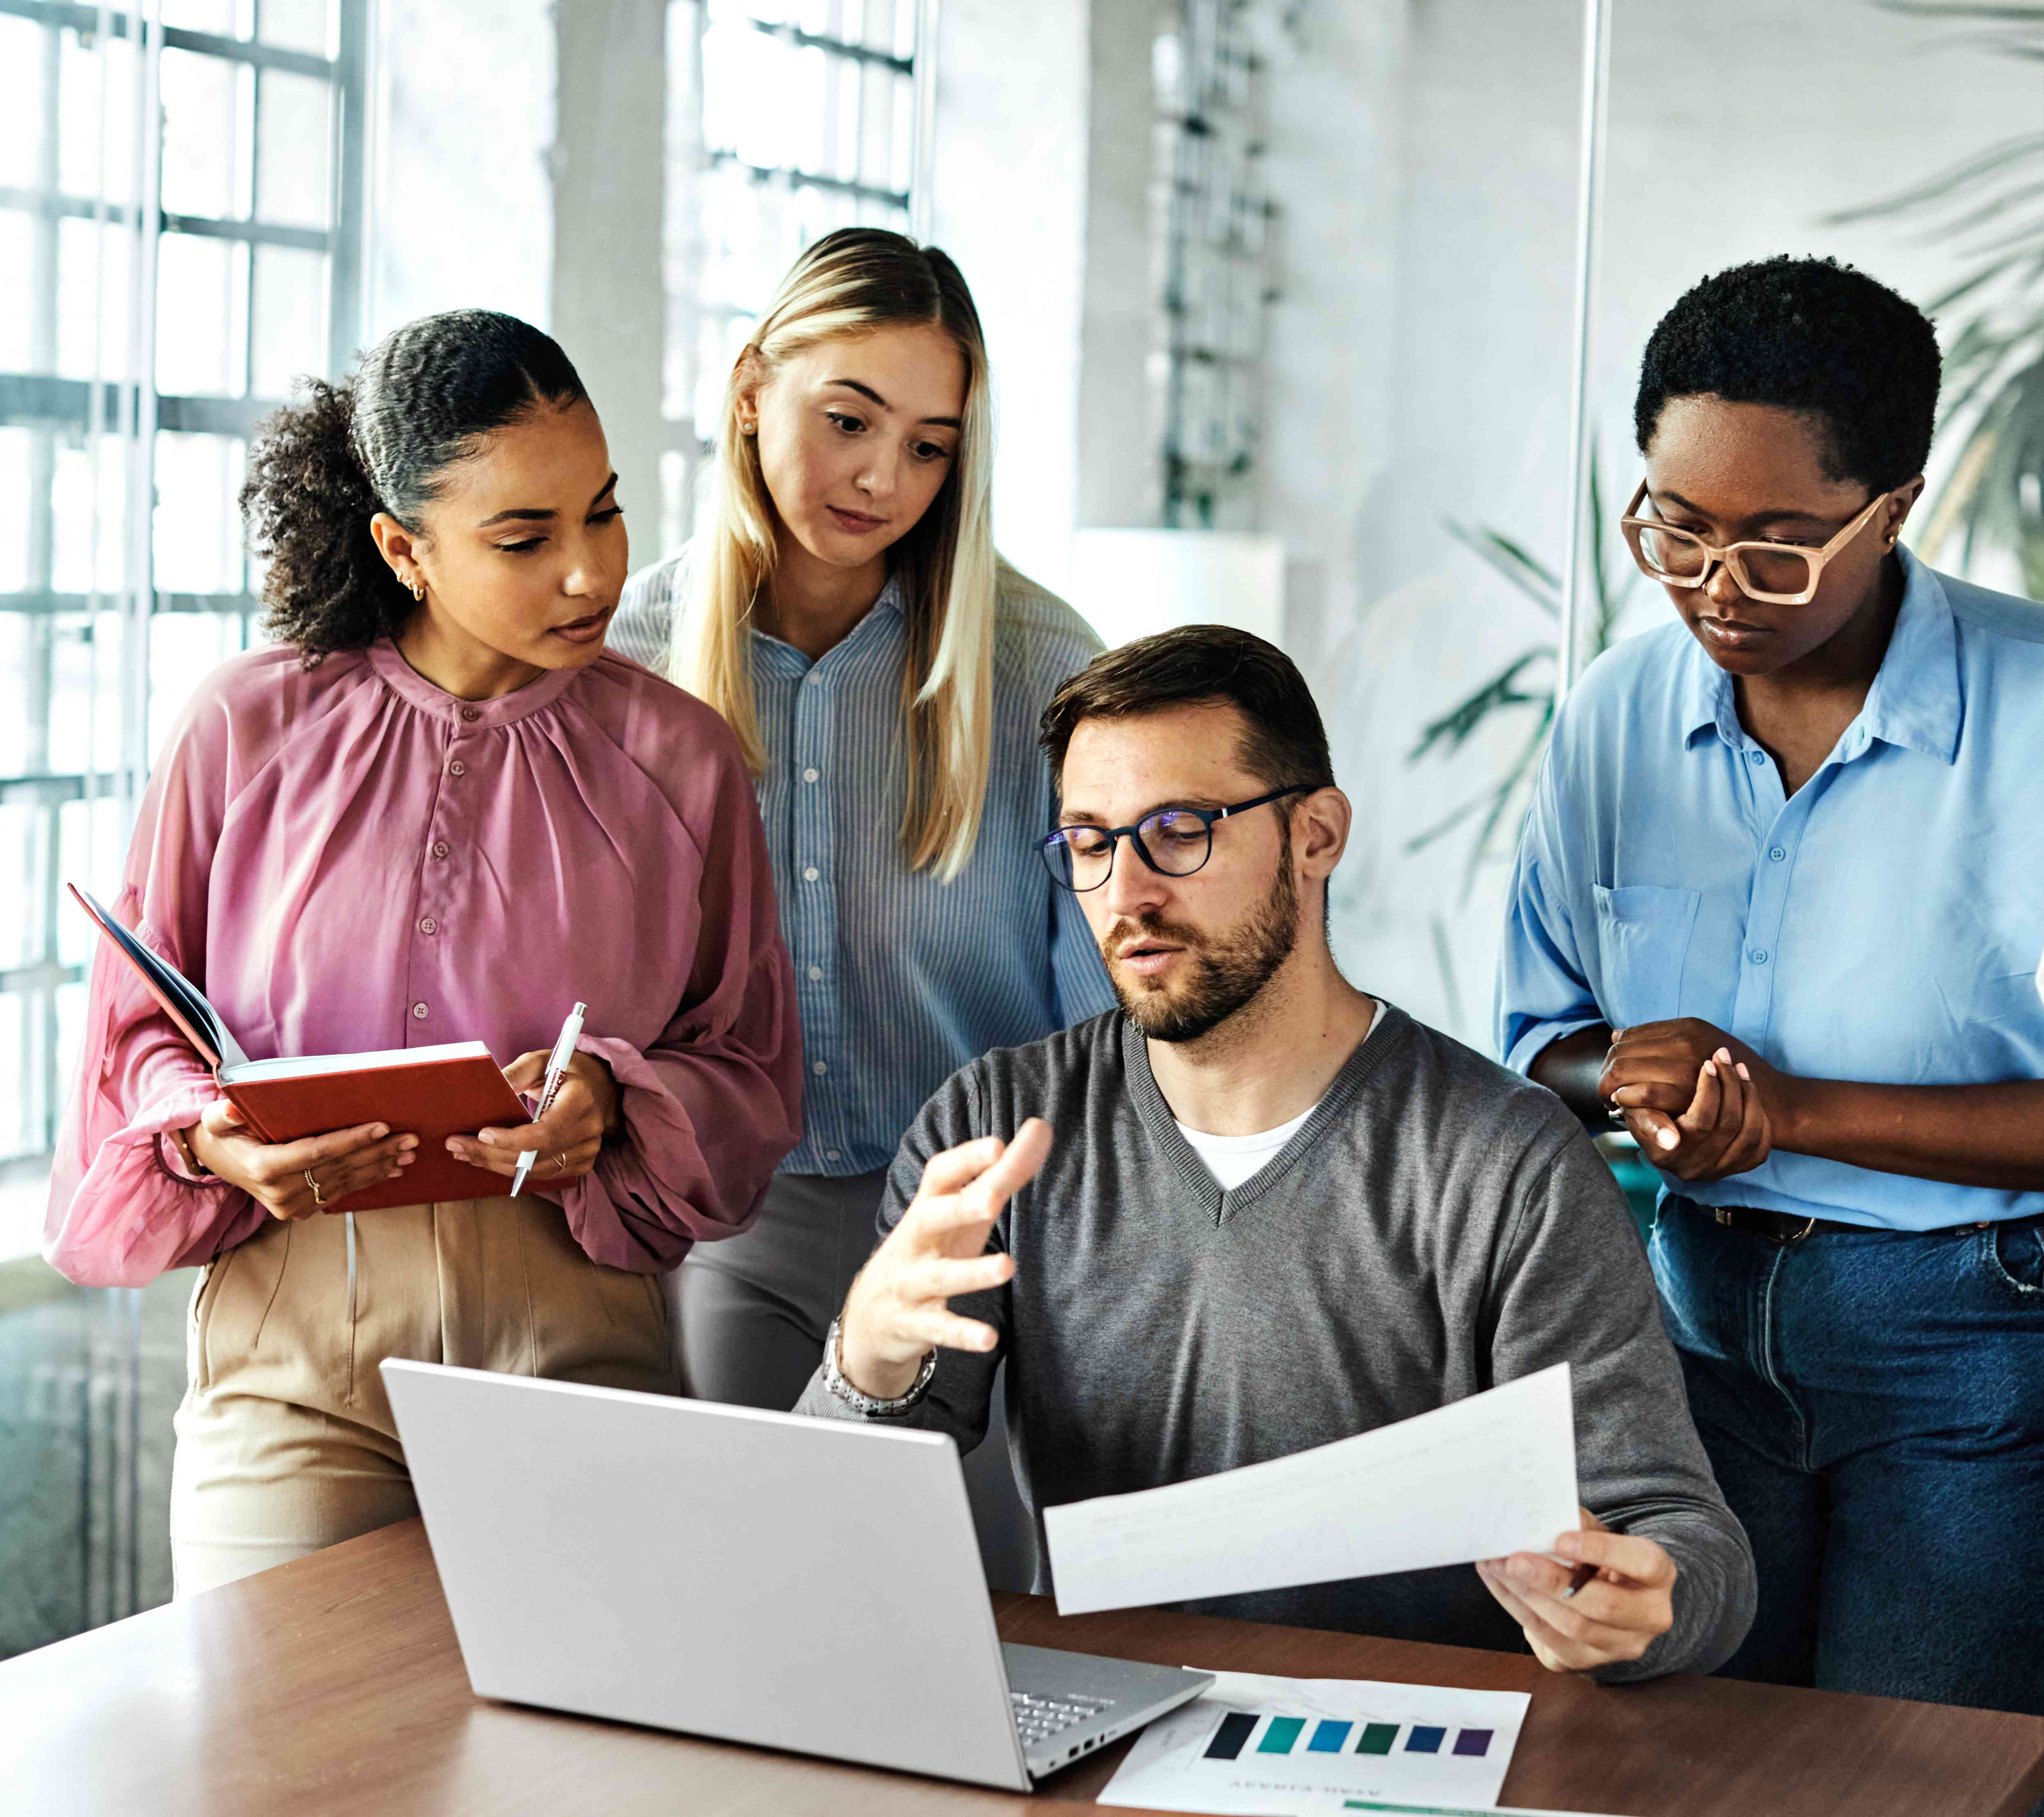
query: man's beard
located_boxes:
[1103,857,1299,1044]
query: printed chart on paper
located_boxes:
[1096,1669,1530,1815]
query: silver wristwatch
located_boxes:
[823,1316,937,1417]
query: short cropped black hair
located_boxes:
[1038,625,1335,799]
[1634,256,1941,493]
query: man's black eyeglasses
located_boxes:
[1035,786,1310,894]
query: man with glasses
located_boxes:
[796,625,1757,1683]
[1500,256,2044,1714]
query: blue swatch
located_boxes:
[1405,1725,1446,1754]
[1307,1720,1353,1752]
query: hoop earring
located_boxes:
[407,575,425,602]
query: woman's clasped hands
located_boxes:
[1600,1019,1783,1183]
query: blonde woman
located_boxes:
[610,230,1108,1473]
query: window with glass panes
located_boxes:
[1154,0,1284,531]
[0,0,367,1246]
[658,0,932,555]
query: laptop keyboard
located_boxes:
[1011,1689,1114,1749]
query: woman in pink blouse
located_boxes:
[43,309,803,1594]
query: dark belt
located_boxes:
[1683,1199,1864,1242]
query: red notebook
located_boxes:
[70,883,531,1213]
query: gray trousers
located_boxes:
[671,1169,1039,1593]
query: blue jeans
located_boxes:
[1652,1195,2044,1715]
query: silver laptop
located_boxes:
[381,1360,1211,1792]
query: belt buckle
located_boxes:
[1712,1205,1818,1241]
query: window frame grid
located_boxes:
[659,0,935,556]
[1156,0,1283,532]
[0,0,370,1188]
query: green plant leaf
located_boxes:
[1824,132,2044,224]
[1406,647,1550,763]
[1442,521,1561,617]
[1457,699,1557,901]
[1876,2,2044,22]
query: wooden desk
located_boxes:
[5,1519,2041,1816]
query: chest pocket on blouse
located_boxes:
[1593,884,1701,1031]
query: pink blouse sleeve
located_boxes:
[43,694,267,1287]
[558,735,803,1272]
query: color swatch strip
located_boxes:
[1258,1717,1307,1754]
[1206,1713,1257,1760]
[1204,1714,1494,1761]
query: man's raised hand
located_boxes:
[836,1118,1053,1400]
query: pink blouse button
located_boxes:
[419,917,437,935]
[431,840,450,858]
[411,1003,429,1020]
[460,706,480,722]
[448,760,466,777]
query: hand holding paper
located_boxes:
[1475,1508,1677,1674]
[1043,1364,1579,1616]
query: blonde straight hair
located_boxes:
[673,229,1000,881]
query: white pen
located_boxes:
[510,1001,587,1198]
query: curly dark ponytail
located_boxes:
[241,309,589,658]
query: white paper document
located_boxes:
[1311,1803,1636,1815]
[1043,1364,1577,1616]
[1311,1803,1635,1815]
[1097,1669,1529,1815]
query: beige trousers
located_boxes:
[170,1195,675,1597]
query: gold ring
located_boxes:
[552,1151,568,1176]
[304,1167,327,1208]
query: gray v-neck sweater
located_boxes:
[795,1004,1755,1681]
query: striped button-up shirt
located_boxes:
[612,551,1114,1175]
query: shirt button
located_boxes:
[802,866,820,882]
[807,965,824,981]
[825,1149,841,1162]
[804,672,820,688]
[802,767,820,783]
[812,1060,828,1076]
[1748,750,1766,766]
[448,760,466,777]
[431,840,450,859]
[412,1002,429,1019]
[1768,846,1786,862]
[460,706,480,722]
[419,917,437,935]
[1750,949,1769,965]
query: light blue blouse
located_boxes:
[611,552,1114,1175]
[1496,548,2044,1232]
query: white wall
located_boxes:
[368,0,556,342]
[551,0,668,532]
[924,0,1093,598]
[1260,0,1406,665]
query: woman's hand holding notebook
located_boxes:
[69,884,531,1213]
